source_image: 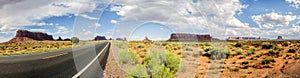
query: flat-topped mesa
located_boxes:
[167,33,217,41]
[94,36,107,40]
[8,30,54,42]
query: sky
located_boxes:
[0,0,300,42]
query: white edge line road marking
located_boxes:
[72,42,110,78]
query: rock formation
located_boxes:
[57,37,63,41]
[143,36,151,42]
[94,36,107,40]
[227,36,269,41]
[8,30,54,42]
[167,33,217,41]
[63,38,71,41]
[277,36,283,40]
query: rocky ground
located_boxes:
[103,44,126,78]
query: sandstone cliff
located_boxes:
[167,33,218,41]
[8,30,54,42]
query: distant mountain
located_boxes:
[94,36,107,40]
[167,33,218,41]
[8,30,54,42]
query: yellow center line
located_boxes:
[42,52,69,59]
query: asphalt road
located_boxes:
[0,42,110,78]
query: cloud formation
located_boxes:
[110,0,248,39]
[0,0,98,34]
[251,12,297,28]
[286,0,300,8]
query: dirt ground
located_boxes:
[104,41,300,78]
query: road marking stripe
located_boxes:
[72,42,110,78]
[42,52,69,59]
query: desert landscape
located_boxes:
[110,40,300,78]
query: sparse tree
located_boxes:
[71,37,79,44]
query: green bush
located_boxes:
[225,49,231,58]
[282,42,289,46]
[141,51,181,77]
[118,50,138,65]
[288,48,296,53]
[127,65,149,78]
[268,49,275,56]
[262,44,273,49]
[294,55,300,60]
[246,48,256,56]
[152,65,175,78]
[136,45,144,49]
[204,47,212,52]
[234,42,242,47]
[262,58,276,64]
[182,52,189,58]
[236,49,242,55]
[232,67,240,72]
[71,37,79,44]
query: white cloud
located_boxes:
[95,23,101,28]
[286,0,300,8]
[51,26,69,35]
[110,20,118,24]
[79,14,98,20]
[251,12,297,28]
[28,29,48,32]
[110,0,249,35]
[0,0,98,34]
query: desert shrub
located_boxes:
[236,49,242,55]
[288,48,296,53]
[182,52,189,58]
[294,55,300,60]
[136,45,144,49]
[234,42,242,47]
[252,42,261,48]
[246,49,255,56]
[232,67,240,72]
[71,37,79,44]
[118,50,138,65]
[210,49,227,60]
[262,58,276,64]
[282,42,289,46]
[142,51,181,77]
[127,65,149,78]
[268,49,275,56]
[242,65,249,69]
[242,61,249,65]
[202,52,211,57]
[0,46,4,50]
[152,65,175,78]
[204,47,212,52]
[262,44,273,49]
[185,47,193,51]
[225,49,231,58]
[193,49,204,57]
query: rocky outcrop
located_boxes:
[94,36,107,40]
[8,30,54,42]
[57,37,63,41]
[167,33,217,41]
[143,36,151,42]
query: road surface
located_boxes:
[0,42,110,78]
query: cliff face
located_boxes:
[167,33,217,41]
[94,36,107,40]
[8,30,54,42]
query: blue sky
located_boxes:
[0,0,300,42]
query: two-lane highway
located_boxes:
[0,42,110,78]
